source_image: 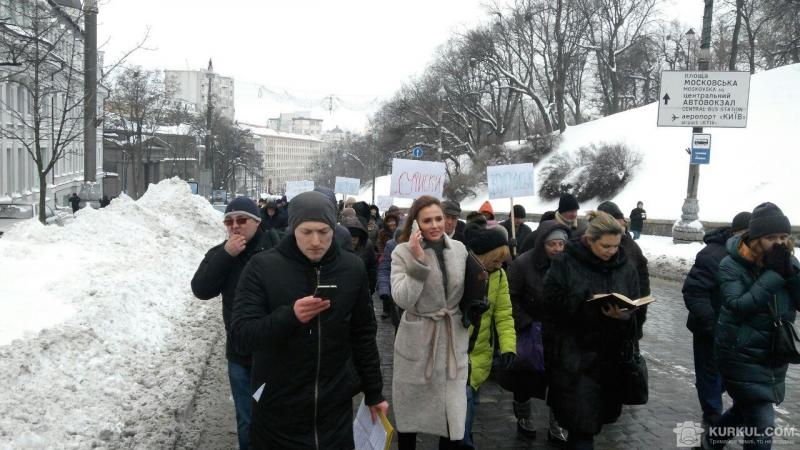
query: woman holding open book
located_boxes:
[542,210,644,449]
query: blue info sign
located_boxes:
[412,146,423,158]
[691,148,710,164]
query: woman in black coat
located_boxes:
[505,220,570,443]
[542,211,642,449]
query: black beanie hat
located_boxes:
[288,191,337,232]
[558,193,580,213]
[597,201,624,220]
[730,211,752,234]
[224,197,262,222]
[468,226,509,255]
[749,202,791,239]
[513,205,526,219]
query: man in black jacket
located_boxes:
[443,200,466,243]
[629,201,646,240]
[501,204,532,258]
[232,191,387,449]
[191,197,280,450]
[682,211,751,426]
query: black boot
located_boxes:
[512,400,537,439]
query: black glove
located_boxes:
[764,244,794,278]
[380,294,390,302]
[500,352,516,370]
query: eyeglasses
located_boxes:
[223,217,250,227]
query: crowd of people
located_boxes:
[191,191,798,450]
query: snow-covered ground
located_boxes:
[358,64,800,224]
[0,179,226,449]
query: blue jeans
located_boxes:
[228,361,252,450]
[709,401,775,450]
[631,230,641,240]
[459,386,477,449]
[693,333,724,422]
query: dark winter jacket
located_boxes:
[542,238,641,435]
[715,235,800,404]
[231,234,384,449]
[377,239,397,300]
[191,228,281,367]
[376,213,400,257]
[451,220,467,244]
[261,204,288,232]
[507,221,570,332]
[341,216,378,294]
[501,219,532,257]
[682,227,732,335]
[629,207,646,231]
[69,195,81,212]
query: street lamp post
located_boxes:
[673,8,712,243]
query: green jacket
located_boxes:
[716,235,800,404]
[468,268,516,390]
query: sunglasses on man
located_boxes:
[223,217,251,227]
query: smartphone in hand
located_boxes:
[411,219,420,235]
[314,285,337,302]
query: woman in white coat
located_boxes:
[391,195,470,450]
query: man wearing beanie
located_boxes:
[629,201,646,240]
[231,191,387,449]
[191,197,281,450]
[501,204,533,257]
[682,210,752,427]
[708,203,799,449]
[556,193,580,230]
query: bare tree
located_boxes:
[578,0,657,114]
[106,67,171,199]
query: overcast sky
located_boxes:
[98,0,703,103]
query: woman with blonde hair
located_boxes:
[391,195,470,449]
[542,210,643,449]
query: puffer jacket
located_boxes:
[715,235,800,404]
[231,234,384,449]
[682,227,732,335]
[468,268,516,390]
[542,238,641,435]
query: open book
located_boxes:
[588,293,655,311]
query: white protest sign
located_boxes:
[285,180,314,201]
[334,177,361,195]
[487,163,535,199]
[376,195,393,212]
[390,159,446,199]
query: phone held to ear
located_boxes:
[314,285,337,302]
[411,219,420,235]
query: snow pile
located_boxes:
[0,178,225,449]
[635,235,704,281]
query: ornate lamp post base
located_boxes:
[672,197,705,243]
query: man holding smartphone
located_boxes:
[232,191,388,449]
[191,197,280,450]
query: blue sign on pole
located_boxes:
[412,146,423,158]
[690,148,710,164]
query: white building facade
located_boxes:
[243,124,323,194]
[267,112,323,137]
[165,69,235,121]
[0,0,105,206]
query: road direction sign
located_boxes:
[657,71,751,128]
[412,146,423,158]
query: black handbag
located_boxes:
[620,316,649,405]
[768,297,800,366]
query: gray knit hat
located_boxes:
[288,191,337,232]
[748,202,791,239]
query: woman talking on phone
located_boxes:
[391,195,470,450]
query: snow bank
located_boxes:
[0,178,225,448]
